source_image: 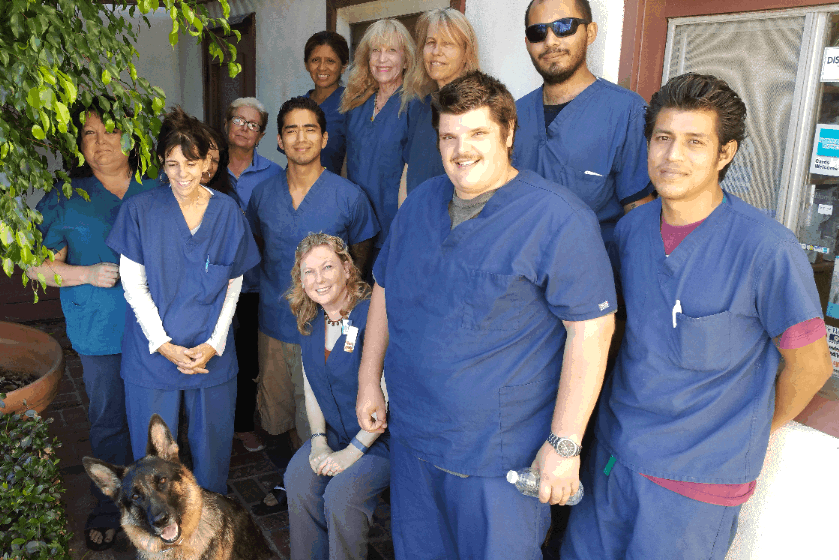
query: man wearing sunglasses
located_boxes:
[514,0,653,263]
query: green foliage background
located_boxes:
[0,0,239,297]
[0,402,68,559]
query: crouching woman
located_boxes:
[284,233,389,560]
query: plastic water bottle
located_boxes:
[506,467,584,505]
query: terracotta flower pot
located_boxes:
[0,321,64,414]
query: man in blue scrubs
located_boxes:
[249,97,379,449]
[561,73,833,560]
[515,0,653,256]
[356,71,616,560]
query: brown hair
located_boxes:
[285,233,372,335]
[431,71,518,161]
[156,106,212,164]
[645,73,747,182]
[405,8,481,99]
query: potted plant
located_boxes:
[0,321,64,415]
[0,0,239,289]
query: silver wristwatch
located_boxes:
[547,433,581,457]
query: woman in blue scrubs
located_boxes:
[106,107,260,495]
[302,32,350,176]
[340,19,417,266]
[283,233,389,560]
[29,98,157,551]
[403,8,480,198]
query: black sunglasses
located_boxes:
[525,18,589,43]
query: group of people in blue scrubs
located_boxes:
[31,0,836,559]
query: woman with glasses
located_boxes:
[402,8,480,200]
[340,19,418,277]
[106,107,260,495]
[223,98,281,454]
[283,233,389,560]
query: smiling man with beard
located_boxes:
[247,96,378,469]
[514,0,653,263]
[356,71,616,559]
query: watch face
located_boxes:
[556,438,577,457]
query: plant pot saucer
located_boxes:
[0,321,64,415]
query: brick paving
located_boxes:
[23,318,395,560]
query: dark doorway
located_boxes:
[349,12,423,58]
[203,13,257,133]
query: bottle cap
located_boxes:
[506,470,518,484]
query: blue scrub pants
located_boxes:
[286,437,390,560]
[561,440,741,560]
[79,353,133,528]
[124,376,237,494]
[390,439,550,560]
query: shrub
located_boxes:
[0,395,70,560]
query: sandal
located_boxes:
[251,485,287,516]
[85,526,121,551]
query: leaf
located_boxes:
[75,188,90,202]
[102,68,111,85]
[0,222,12,246]
[27,87,41,110]
[53,101,70,126]
[31,125,45,140]
[3,258,13,277]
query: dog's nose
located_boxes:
[152,511,171,528]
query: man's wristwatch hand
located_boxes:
[547,433,581,458]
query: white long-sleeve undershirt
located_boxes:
[119,255,242,355]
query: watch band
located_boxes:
[310,432,327,440]
[546,432,582,457]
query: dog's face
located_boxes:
[83,414,200,547]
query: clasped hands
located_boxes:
[158,342,216,374]
[309,439,362,477]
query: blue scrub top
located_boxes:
[277,87,347,176]
[598,195,822,484]
[246,170,379,344]
[35,175,157,356]
[301,299,389,459]
[405,95,446,195]
[374,170,616,477]
[513,79,653,250]
[345,89,409,248]
[106,187,261,390]
[228,149,282,293]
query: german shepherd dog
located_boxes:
[83,414,274,560]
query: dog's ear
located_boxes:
[83,457,125,500]
[147,413,179,461]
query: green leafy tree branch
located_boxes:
[0,0,240,299]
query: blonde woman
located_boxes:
[283,233,389,560]
[402,8,480,199]
[340,19,417,276]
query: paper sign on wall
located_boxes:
[822,47,839,81]
[810,125,839,177]
[826,325,839,377]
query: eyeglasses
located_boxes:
[525,18,589,43]
[230,116,261,132]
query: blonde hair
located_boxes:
[339,19,418,114]
[405,8,481,100]
[285,233,372,336]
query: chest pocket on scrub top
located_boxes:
[461,270,533,331]
[671,309,732,372]
[196,262,232,305]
